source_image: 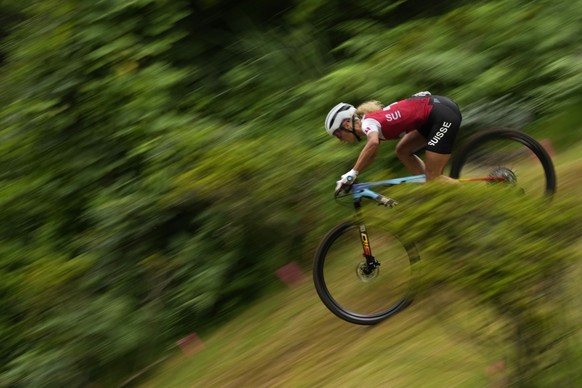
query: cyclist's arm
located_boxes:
[353,131,380,173]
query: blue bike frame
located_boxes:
[350,174,426,207]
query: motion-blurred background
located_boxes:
[0,0,580,386]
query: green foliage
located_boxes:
[0,0,581,385]
[374,185,582,385]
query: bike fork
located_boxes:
[359,224,380,273]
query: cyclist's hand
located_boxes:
[335,180,349,195]
[335,169,358,195]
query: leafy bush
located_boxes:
[367,184,582,385]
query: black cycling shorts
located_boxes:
[418,96,462,154]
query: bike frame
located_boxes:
[350,173,506,206]
[351,174,426,207]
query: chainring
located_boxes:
[488,166,517,184]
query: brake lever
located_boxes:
[334,181,354,197]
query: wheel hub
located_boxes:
[356,261,380,282]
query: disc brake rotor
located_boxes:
[356,261,380,283]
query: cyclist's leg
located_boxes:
[396,130,428,175]
[425,151,454,181]
[423,99,462,180]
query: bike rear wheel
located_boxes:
[313,222,419,325]
[450,129,556,197]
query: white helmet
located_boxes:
[325,102,356,136]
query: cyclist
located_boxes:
[325,91,462,191]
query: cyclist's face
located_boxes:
[332,119,356,144]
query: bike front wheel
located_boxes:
[450,129,557,197]
[313,222,419,325]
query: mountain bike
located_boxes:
[313,129,556,325]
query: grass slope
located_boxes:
[143,284,499,387]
